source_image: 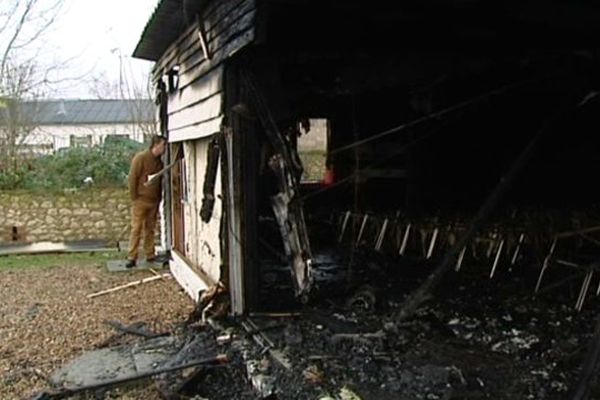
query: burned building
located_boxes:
[133,0,600,319]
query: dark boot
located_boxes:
[125,259,136,269]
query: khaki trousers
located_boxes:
[127,199,159,261]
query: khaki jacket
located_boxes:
[128,149,163,203]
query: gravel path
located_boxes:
[0,260,194,399]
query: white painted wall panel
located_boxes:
[180,137,223,286]
[167,66,223,114]
[24,123,147,151]
[168,93,223,132]
[168,117,223,143]
[193,138,222,283]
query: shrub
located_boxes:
[0,138,145,190]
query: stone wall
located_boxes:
[0,188,131,244]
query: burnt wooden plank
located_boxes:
[175,4,256,70]
[179,27,255,89]
[153,22,198,79]
[179,9,256,77]
[203,0,255,43]
[207,8,256,53]
[153,0,255,80]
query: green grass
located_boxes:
[0,251,124,270]
[299,151,327,182]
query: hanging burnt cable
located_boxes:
[328,73,557,157]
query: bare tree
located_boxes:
[87,61,158,142]
[88,71,121,100]
[0,0,67,178]
[125,68,159,142]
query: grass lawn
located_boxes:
[299,150,327,182]
[0,251,124,270]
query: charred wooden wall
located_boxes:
[152,0,257,294]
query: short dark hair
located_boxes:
[149,135,167,149]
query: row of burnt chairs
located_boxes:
[333,209,600,311]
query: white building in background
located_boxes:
[9,99,156,153]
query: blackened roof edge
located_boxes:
[133,0,208,61]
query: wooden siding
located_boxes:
[162,0,256,143]
[180,139,223,285]
[153,0,256,84]
[167,64,224,143]
[169,93,223,132]
[169,117,223,143]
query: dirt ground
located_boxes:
[0,254,195,399]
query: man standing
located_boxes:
[125,135,166,268]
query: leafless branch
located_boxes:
[0,0,68,180]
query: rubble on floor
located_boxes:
[11,232,600,399]
[44,250,600,399]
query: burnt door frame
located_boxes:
[170,142,186,257]
[224,61,260,315]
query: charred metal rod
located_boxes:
[455,246,467,272]
[535,237,558,293]
[399,224,412,256]
[248,312,301,318]
[511,233,526,265]
[426,228,439,259]
[375,218,389,251]
[329,75,553,156]
[394,92,587,321]
[338,211,351,243]
[557,225,600,239]
[356,214,369,246]
[578,232,600,247]
[31,354,228,400]
[489,239,505,279]
[242,319,291,370]
[576,271,594,312]
[536,271,586,296]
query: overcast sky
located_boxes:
[45,0,159,98]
